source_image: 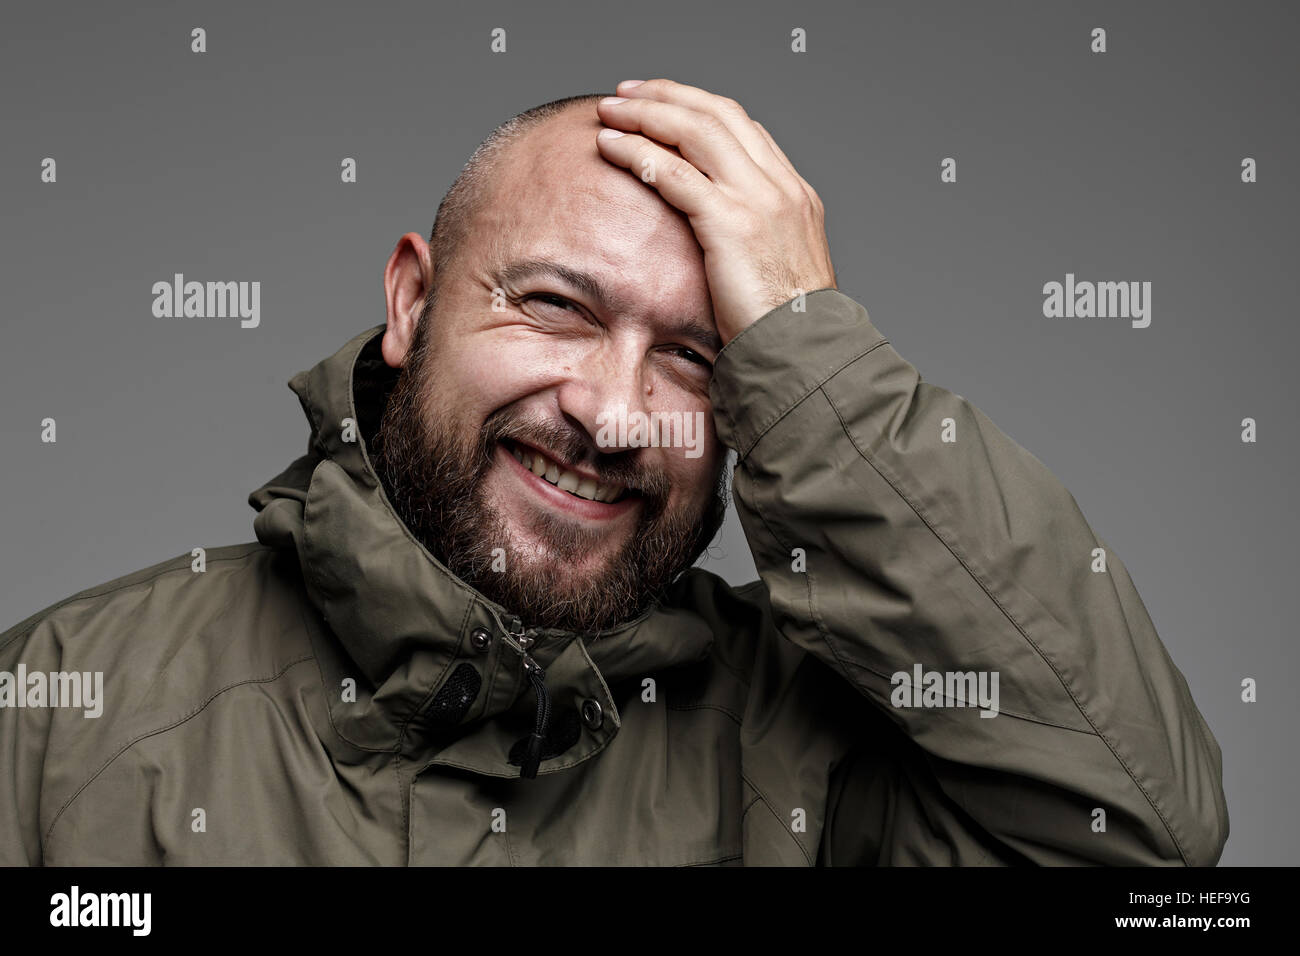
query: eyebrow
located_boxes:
[496,258,722,357]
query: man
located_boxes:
[0,79,1228,865]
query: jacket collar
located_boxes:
[248,326,716,777]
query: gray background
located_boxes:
[1,0,1294,865]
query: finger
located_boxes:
[616,78,791,184]
[750,120,798,180]
[752,120,824,212]
[594,128,720,219]
[597,95,770,193]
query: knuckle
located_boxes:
[699,114,731,141]
[665,156,696,184]
[798,196,823,225]
[718,96,748,119]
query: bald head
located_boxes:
[427,94,607,284]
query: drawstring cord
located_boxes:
[486,607,550,779]
[520,657,551,779]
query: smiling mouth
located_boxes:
[501,439,633,504]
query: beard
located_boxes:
[370,312,729,635]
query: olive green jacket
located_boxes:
[0,290,1228,865]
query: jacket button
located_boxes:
[580,698,603,730]
[469,627,492,653]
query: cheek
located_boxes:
[429,328,561,419]
[664,443,724,507]
[649,397,721,483]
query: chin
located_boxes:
[506,534,621,579]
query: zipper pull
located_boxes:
[510,616,538,651]
[520,655,550,779]
[491,611,551,779]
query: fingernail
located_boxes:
[601,96,627,105]
[619,80,645,89]
[598,128,625,139]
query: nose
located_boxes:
[554,339,651,454]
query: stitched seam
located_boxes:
[397,602,472,744]
[752,489,1085,744]
[740,771,813,866]
[42,654,315,856]
[471,602,505,724]
[744,484,857,689]
[834,657,1097,734]
[677,852,744,867]
[0,548,270,656]
[697,578,767,690]
[504,802,518,867]
[735,338,890,460]
[352,328,390,486]
[302,462,459,753]
[295,596,397,754]
[397,755,409,865]
[664,702,743,726]
[424,759,519,779]
[433,725,615,777]
[819,382,1191,864]
[301,358,325,457]
[711,288,842,408]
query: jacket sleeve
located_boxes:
[709,289,1229,866]
[0,614,58,865]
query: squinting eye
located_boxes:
[523,293,601,328]
[525,293,577,311]
[668,346,712,368]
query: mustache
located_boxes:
[479,408,672,504]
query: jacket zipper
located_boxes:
[488,609,550,779]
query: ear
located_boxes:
[381,232,434,369]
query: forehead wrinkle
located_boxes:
[496,257,632,316]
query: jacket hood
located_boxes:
[246,325,717,777]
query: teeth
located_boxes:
[508,442,625,503]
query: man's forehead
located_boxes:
[483,109,699,257]
[496,106,653,206]
[474,105,712,321]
